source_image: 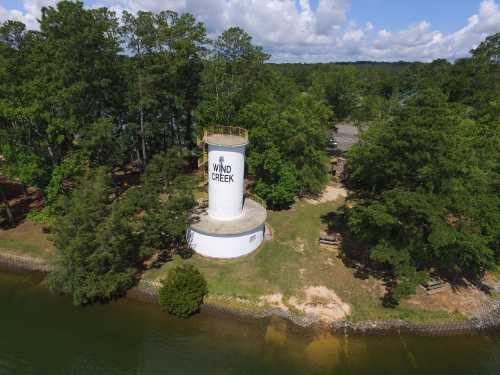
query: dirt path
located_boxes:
[305,184,348,205]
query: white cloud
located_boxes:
[363,0,500,61]
[2,0,500,62]
[314,0,349,35]
[343,28,363,42]
[0,1,57,29]
[0,6,26,26]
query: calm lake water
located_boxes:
[1,271,499,375]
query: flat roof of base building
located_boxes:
[189,198,266,235]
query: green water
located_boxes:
[0,271,499,375]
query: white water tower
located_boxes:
[187,127,267,258]
[207,143,245,220]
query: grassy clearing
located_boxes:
[144,198,458,323]
[0,221,54,260]
[0,241,53,260]
[0,239,42,255]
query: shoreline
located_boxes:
[128,280,500,335]
[2,252,499,335]
[0,251,53,273]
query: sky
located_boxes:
[1,0,500,62]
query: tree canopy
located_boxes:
[1,2,499,306]
[345,87,499,303]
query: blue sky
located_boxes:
[342,0,479,33]
[1,1,24,11]
[2,1,500,62]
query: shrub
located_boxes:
[158,264,208,318]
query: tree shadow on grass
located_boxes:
[0,178,44,229]
[322,208,497,306]
[321,207,392,288]
[146,245,194,271]
[434,267,495,296]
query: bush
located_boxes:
[158,264,208,318]
[26,207,53,227]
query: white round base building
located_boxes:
[187,198,266,258]
[187,127,267,259]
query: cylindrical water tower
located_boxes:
[207,143,245,220]
[187,127,267,258]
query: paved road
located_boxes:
[334,122,360,152]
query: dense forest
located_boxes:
[1,1,498,306]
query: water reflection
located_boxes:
[0,271,499,375]
[264,318,288,346]
[305,334,342,368]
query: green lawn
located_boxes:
[143,199,459,323]
[0,222,54,260]
[0,239,53,260]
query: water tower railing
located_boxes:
[245,192,267,210]
[203,126,248,144]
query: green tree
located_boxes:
[0,20,50,188]
[346,89,499,303]
[250,145,298,208]
[49,168,141,305]
[141,175,196,257]
[471,32,500,64]
[122,10,207,165]
[78,118,127,168]
[125,149,196,258]
[158,264,208,317]
[311,65,361,121]
[196,27,270,126]
[240,85,332,206]
[1,1,126,205]
[33,1,124,163]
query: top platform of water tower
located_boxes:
[199,126,249,147]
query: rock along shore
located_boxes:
[0,252,53,273]
[129,281,500,335]
[1,253,499,336]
